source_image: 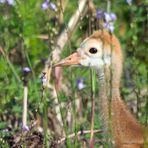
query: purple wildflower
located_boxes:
[97,10,117,23]
[103,22,115,33]
[22,67,31,86]
[109,24,114,33]
[49,2,57,11]
[110,13,117,21]
[7,0,15,5]
[77,78,86,90]
[41,72,48,86]
[42,77,48,86]
[96,10,104,19]
[23,67,31,73]
[104,12,112,22]
[96,10,117,33]
[41,1,49,10]
[0,0,6,3]
[0,0,15,5]
[41,0,57,11]
[22,125,30,132]
[104,12,117,22]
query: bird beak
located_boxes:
[54,52,81,67]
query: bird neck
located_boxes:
[111,52,123,100]
[96,52,122,132]
[97,68,109,132]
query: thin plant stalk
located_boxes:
[42,86,49,147]
[22,86,28,128]
[71,73,78,147]
[22,67,31,131]
[107,0,111,13]
[41,72,49,147]
[57,129,102,144]
[90,68,96,148]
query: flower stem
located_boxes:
[90,69,96,148]
[22,86,28,128]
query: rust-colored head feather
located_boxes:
[90,30,121,55]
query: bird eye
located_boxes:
[89,48,98,54]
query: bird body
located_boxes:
[55,30,148,147]
[111,99,145,148]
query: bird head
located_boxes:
[54,30,121,70]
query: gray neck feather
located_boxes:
[96,69,109,132]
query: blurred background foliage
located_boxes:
[0,0,147,147]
